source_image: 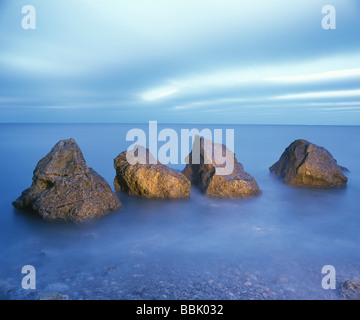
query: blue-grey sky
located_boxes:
[0,0,360,124]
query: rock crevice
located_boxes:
[182,136,261,198]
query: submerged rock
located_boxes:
[339,280,360,300]
[182,136,261,198]
[37,292,69,300]
[12,139,121,222]
[269,139,348,188]
[114,145,190,198]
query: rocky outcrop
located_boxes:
[182,136,261,198]
[269,139,348,188]
[114,145,190,198]
[12,139,121,222]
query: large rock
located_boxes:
[12,139,121,222]
[182,136,261,198]
[114,145,191,198]
[269,139,348,188]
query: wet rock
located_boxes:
[339,280,360,300]
[182,136,261,198]
[102,265,118,276]
[269,139,348,188]
[0,281,16,299]
[12,139,121,222]
[114,145,190,198]
[37,292,69,300]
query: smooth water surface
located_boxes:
[0,124,359,300]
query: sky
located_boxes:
[0,0,360,124]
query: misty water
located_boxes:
[0,124,359,300]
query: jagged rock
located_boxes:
[182,136,261,198]
[12,139,121,222]
[339,280,360,300]
[269,139,348,188]
[114,145,190,198]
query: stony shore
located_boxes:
[1,254,359,300]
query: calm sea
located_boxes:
[0,123,359,300]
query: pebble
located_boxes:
[2,260,359,300]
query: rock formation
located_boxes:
[12,139,121,222]
[182,136,261,198]
[114,145,190,198]
[269,139,348,188]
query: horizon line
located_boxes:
[0,122,359,127]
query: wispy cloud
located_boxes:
[322,106,360,111]
[266,68,360,83]
[307,101,360,106]
[274,89,360,100]
[0,97,27,104]
[1,0,360,124]
[140,53,360,105]
[142,88,178,101]
[0,53,84,77]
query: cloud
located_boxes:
[1,0,360,124]
[139,52,360,103]
[307,101,360,106]
[0,53,83,76]
[142,88,178,101]
[322,107,360,111]
[266,68,360,83]
[274,89,360,100]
